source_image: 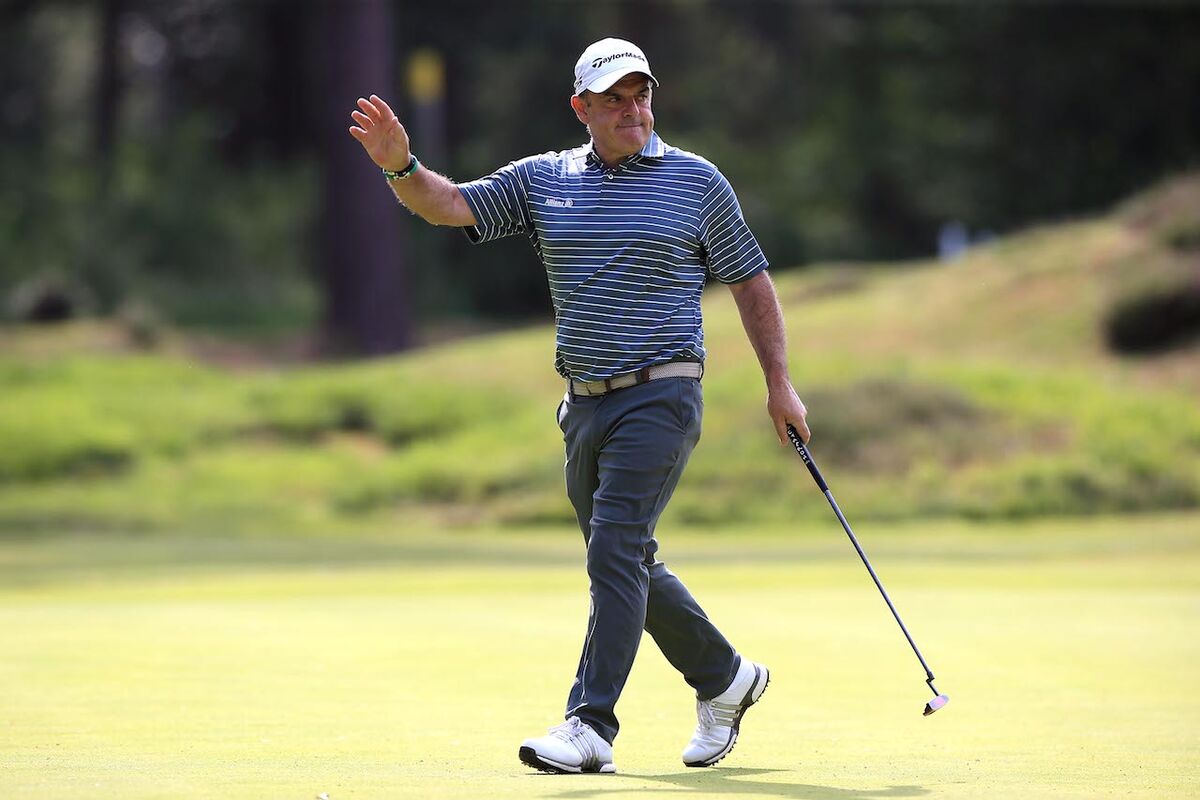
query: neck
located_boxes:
[590,133,645,168]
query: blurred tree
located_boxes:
[313,0,412,355]
[93,0,120,167]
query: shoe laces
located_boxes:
[548,716,587,742]
[548,716,602,767]
[695,697,738,732]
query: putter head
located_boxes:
[923,694,950,716]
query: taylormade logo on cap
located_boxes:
[573,37,659,96]
[591,51,644,69]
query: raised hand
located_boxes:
[348,94,411,171]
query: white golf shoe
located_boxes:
[519,716,616,774]
[682,658,770,767]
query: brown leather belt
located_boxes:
[568,361,704,397]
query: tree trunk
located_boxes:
[94,0,120,188]
[314,0,411,356]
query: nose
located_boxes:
[620,97,639,118]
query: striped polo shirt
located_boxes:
[457,132,768,382]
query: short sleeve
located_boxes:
[457,157,537,244]
[698,169,769,283]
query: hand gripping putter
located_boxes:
[786,425,950,716]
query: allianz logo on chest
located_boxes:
[545,197,575,208]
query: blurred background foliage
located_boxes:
[2,169,1198,533]
[1,0,1198,536]
[1,0,1198,345]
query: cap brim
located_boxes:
[578,68,658,96]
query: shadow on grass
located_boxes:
[538,767,928,799]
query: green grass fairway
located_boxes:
[3,517,1198,799]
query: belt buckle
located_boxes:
[574,378,601,397]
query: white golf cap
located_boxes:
[573,37,658,96]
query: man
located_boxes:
[349,37,810,774]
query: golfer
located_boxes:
[349,37,810,774]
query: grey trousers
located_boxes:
[557,376,740,745]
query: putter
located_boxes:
[786,424,950,716]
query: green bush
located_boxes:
[248,363,526,445]
[0,403,136,481]
[1104,283,1200,354]
[0,356,251,482]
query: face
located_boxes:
[571,73,654,164]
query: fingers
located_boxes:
[349,106,376,144]
[349,103,376,145]
[769,387,810,446]
[370,94,398,122]
[776,418,810,447]
[356,96,382,123]
[351,97,403,146]
[349,101,392,146]
[773,416,789,447]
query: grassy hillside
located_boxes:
[1,174,1197,536]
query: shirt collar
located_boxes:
[584,132,668,169]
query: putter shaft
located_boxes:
[786,425,946,708]
[820,476,937,684]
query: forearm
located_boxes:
[386,166,476,227]
[729,270,810,442]
[730,271,790,388]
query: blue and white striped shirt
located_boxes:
[457,132,768,382]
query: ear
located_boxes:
[570,94,589,125]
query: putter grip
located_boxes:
[786,424,829,492]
